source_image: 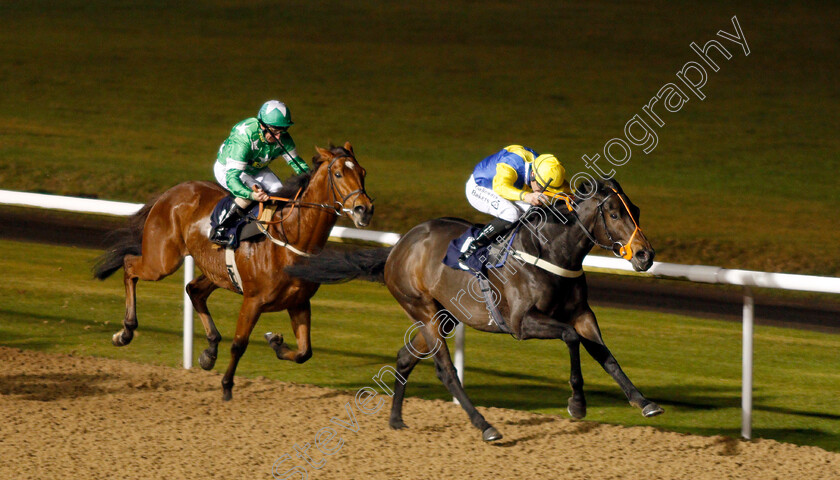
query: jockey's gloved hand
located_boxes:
[524,192,547,206]
[251,186,270,203]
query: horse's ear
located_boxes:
[343,141,354,155]
[314,145,331,164]
[608,178,623,194]
[576,179,593,196]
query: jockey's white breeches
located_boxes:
[214,162,284,195]
[465,175,530,223]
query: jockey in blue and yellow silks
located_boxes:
[460,145,571,263]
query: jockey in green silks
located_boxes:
[210,100,311,246]
[460,144,571,263]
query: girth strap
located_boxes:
[509,250,583,278]
[477,276,513,336]
[225,247,244,294]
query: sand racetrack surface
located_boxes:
[1,347,837,480]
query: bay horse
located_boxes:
[94,143,373,401]
[286,178,662,441]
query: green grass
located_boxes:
[1,238,839,451]
[1,1,839,274]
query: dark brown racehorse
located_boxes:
[94,143,373,401]
[286,178,662,441]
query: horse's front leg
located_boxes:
[221,297,263,401]
[572,308,664,418]
[266,300,313,364]
[519,311,587,419]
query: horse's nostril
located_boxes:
[637,250,648,260]
[354,205,366,215]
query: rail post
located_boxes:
[183,256,195,369]
[742,286,754,439]
[454,322,465,404]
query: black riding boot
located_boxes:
[458,217,514,264]
[209,202,248,246]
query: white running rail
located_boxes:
[3,188,839,440]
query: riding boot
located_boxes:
[209,202,249,246]
[458,217,514,264]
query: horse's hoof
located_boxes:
[111,331,130,347]
[389,420,408,430]
[265,332,283,346]
[222,389,233,402]
[567,398,587,419]
[198,350,217,370]
[642,402,664,417]
[482,426,503,442]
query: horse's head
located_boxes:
[313,142,374,228]
[576,179,655,272]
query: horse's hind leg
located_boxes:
[574,309,664,417]
[407,306,500,442]
[221,297,263,401]
[112,241,184,347]
[186,275,221,370]
[389,331,430,430]
[112,267,140,346]
[391,294,499,441]
[428,330,501,442]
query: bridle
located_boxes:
[256,123,370,216]
[259,154,371,220]
[290,155,370,216]
[547,187,642,261]
[251,153,372,256]
[322,155,370,216]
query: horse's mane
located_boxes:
[570,177,640,222]
[573,178,616,201]
[274,171,312,198]
[273,144,353,198]
[529,178,626,226]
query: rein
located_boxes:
[253,153,371,256]
[544,187,643,261]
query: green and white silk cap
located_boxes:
[257,100,294,127]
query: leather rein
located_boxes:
[253,155,370,256]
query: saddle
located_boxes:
[209,197,284,250]
[209,197,285,294]
[441,224,520,274]
[440,210,580,338]
[441,224,523,336]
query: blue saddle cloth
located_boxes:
[442,226,518,274]
[209,197,260,249]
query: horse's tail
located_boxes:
[285,247,393,284]
[92,199,157,280]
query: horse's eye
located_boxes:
[610,213,618,220]
[334,172,342,178]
